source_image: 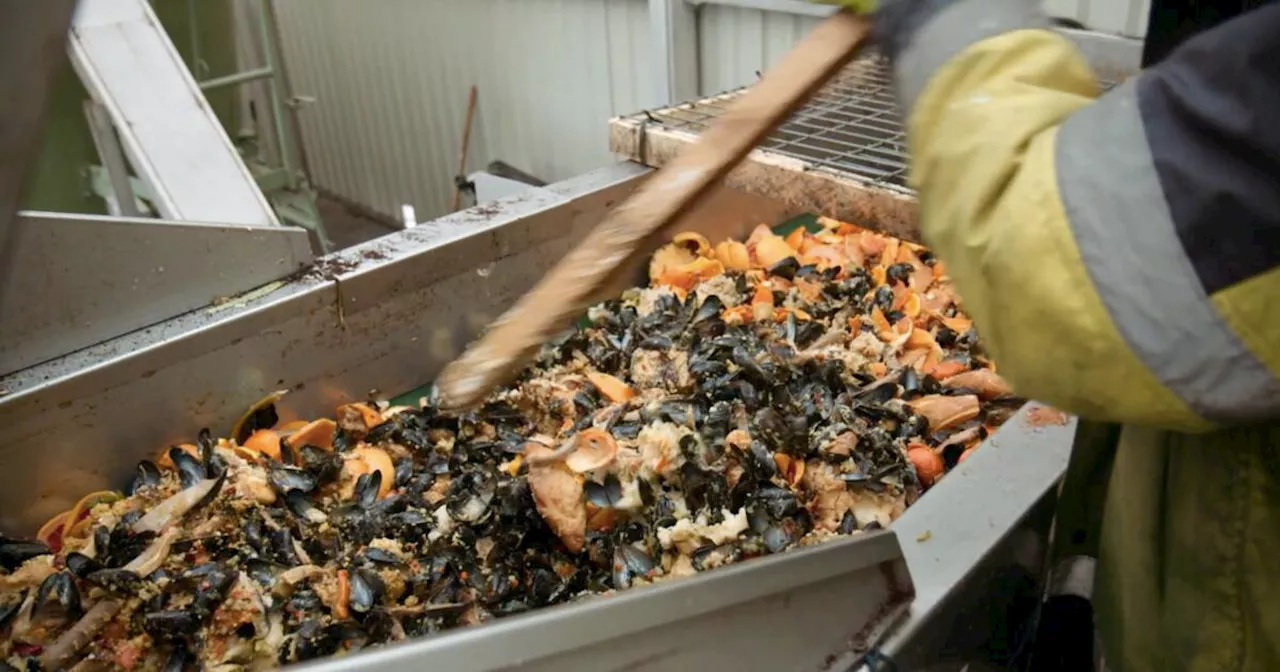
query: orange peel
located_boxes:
[585,371,634,403]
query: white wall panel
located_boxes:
[273,0,1148,220]
[698,0,1147,94]
[273,0,651,220]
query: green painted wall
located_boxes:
[21,0,240,213]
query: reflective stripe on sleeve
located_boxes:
[1055,80,1280,423]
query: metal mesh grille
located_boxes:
[643,55,910,187]
[633,54,1119,190]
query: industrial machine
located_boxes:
[0,5,1142,670]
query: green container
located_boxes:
[22,0,240,214]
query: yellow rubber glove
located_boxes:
[810,0,879,13]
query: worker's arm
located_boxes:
[876,1,1280,430]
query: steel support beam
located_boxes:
[649,0,700,104]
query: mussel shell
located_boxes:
[766,256,800,280]
[350,567,386,613]
[393,458,415,488]
[353,471,383,510]
[127,460,163,495]
[584,476,624,509]
[762,519,802,554]
[145,610,201,641]
[169,447,206,490]
[244,558,282,587]
[268,526,303,566]
[85,568,143,593]
[270,465,319,495]
[286,491,327,524]
[0,539,51,571]
[637,334,674,351]
[162,645,197,672]
[611,545,655,590]
[752,486,800,520]
[300,446,344,484]
[873,285,895,312]
[359,548,401,567]
[745,441,778,480]
[838,510,858,535]
[445,471,495,524]
[34,571,81,618]
[363,608,402,644]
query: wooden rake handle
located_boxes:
[437,11,872,410]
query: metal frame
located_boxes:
[0,211,313,376]
[0,162,1076,670]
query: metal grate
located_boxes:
[643,55,911,187]
[628,54,1120,190]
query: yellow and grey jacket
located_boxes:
[880,1,1280,670]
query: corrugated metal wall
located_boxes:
[274,0,651,220]
[697,0,1151,93]
[274,0,1148,220]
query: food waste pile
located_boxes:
[0,218,1020,670]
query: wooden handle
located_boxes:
[452,85,479,212]
[437,11,871,410]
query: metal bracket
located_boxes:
[68,0,280,226]
[83,101,141,217]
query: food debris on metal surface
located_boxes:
[1024,405,1070,428]
[0,217,1021,669]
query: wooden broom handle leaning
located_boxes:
[437,11,872,410]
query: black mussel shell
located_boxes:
[838,510,858,535]
[445,471,496,524]
[34,571,81,619]
[162,645,197,672]
[753,486,800,520]
[886,262,913,285]
[363,608,401,644]
[873,285,895,312]
[286,491,327,523]
[762,520,800,554]
[350,567,385,614]
[270,465,319,495]
[393,458,414,488]
[0,539,51,571]
[300,446,344,484]
[168,446,206,490]
[745,441,778,480]
[268,526,303,566]
[637,334,674,351]
[144,610,201,642]
[767,256,800,280]
[127,460,163,495]
[584,476,624,509]
[85,568,143,593]
[66,551,104,578]
[360,547,401,567]
[244,558,282,587]
[354,471,383,510]
[691,543,741,572]
[611,545,656,590]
